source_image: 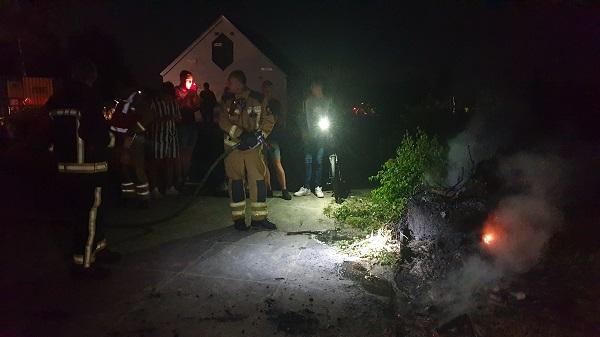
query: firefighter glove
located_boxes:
[238,131,260,150]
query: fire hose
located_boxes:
[106,143,238,228]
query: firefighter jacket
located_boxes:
[109,91,148,138]
[46,81,114,174]
[219,89,275,148]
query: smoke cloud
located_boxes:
[489,153,565,272]
[445,112,510,186]
[444,95,532,187]
[435,152,566,316]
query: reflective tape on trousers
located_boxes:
[230,201,246,208]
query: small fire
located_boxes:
[482,212,504,248]
[482,232,495,245]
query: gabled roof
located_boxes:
[160,15,285,77]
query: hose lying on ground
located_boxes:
[106,145,236,228]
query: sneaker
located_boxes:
[281,189,292,200]
[233,219,248,231]
[95,249,122,264]
[267,189,274,198]
[315,186,324,198]
[294,186,311,197]
[165,186,179,196]
[117,197,130,209]
[251,219,277,230]
[70,265,111,280]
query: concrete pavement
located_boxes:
[3,191,397,337]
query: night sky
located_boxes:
[2,0,600,131]
[3,2,598,80]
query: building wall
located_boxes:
[162,18,287,111]
[2,77,53,115]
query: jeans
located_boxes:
[304,146,325,188]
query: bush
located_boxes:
[325,129,445,231]
[324,196,381,232]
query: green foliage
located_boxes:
[324,197,381,232]
[325,129,445,231]
[369,128,445,221]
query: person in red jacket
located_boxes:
[175,70,201,185]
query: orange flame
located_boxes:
[482,212,505,248]
[482,232,495,245]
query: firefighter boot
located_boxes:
[234,219,248,231]
[282,189,292,200]
[137,199,150,209]
[71,265,111,280]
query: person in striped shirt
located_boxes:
[149,82,181,196]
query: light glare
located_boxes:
[318,117,330,131]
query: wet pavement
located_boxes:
[2,191,396,337]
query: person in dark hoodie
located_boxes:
[45,58,121,280]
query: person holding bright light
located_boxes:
[175,70,201,186]
[295,81,333,198]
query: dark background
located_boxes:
[1,0,599,187]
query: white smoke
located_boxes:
[436,152,565,316]
[444,94,532,187]
[489,152,565,272]
[445,112,508,186]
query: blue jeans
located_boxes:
[304,146,325,188]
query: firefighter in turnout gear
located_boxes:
[219,70,276,230]
[109,90,152,207]
[46,59,121,279]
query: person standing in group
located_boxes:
[174,70,201,185]
[45,59,121,279]
[199,82,217,124]
[109,90,152,208]
[294,81,333,198]
[219,70,277,230]
[149,82,181,196]
[261,80,292,200]
[221,86,234,103]
[197,81,222,191]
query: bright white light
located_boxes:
[318,117,330,131]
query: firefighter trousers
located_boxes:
[224,146,268,221]
[118,136,149,200]
[57,173,107,268]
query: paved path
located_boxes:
[3,191,396,337]
[104,191,337,253]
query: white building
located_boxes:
[160,15,287,109]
